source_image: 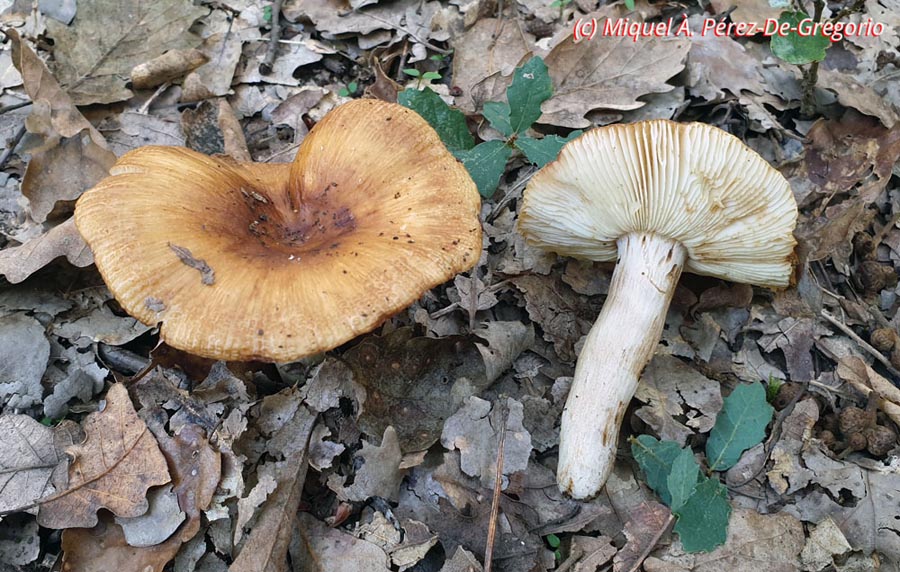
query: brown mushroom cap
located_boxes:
[75,99,482,361]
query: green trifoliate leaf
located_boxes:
[483,101,513,137]
[672,477,731,552]
[514,131,582,167]
[631,435,682,506]
[398,88,474,154]
[453,140,512,198]
[667,448,700,512]
[706,383,774,471]
[506,56,553,134]
[770,11,831,65]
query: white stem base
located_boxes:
[558,232,686,499]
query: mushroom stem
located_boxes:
[558,232,686,499]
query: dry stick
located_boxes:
[0,124,26,171]
[820,309,900,378]
[261,0,283,74]
[483,400,509,572]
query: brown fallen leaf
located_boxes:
[229,404,316,572]
[131,48,209,90]
[45,0,206,104]
[541,21,690,128]
[0,217,94,284]
[644,509,804,572]
[0,415,79,513]
[817,68,898,129]
[182,99,252,162]
[4,29,106,142]
[292,512,392,572]
[328,426,407,502]
[452,18,535,114]
[61,422,224,571]
[38,384,171,529]
[60,514,175,572]
[835,357,900,427]
[21,126,117,223]
[613,501,673,572]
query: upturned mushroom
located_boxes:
[518,120,798,499]
[75,99,481,362]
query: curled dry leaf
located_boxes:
[38,384,171,529]
[0,217,93,284]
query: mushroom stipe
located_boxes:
[75,99,482,362]
[519,119,798,499]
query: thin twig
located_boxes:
[484,400,509,572]
[625,514,676,572]
[820,309,900,378]
[0,101,31,115]
[137,82,171,114]
[261,0,283,75]
[0,124,26,170]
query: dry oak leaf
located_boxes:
[38,384,170,529]
[541,22,690,128]
[0,415,77,513]
[45,0,206,105]
[0,217,93,284]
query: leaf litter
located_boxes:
[1,0,900,569]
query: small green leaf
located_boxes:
[672,478,731,552]
[770,11,831,65]
[706,383,774,471]
[765,375,784,403]
[631,435,683,505]
[399,88,474,154]
[514,131,581,167]
[402,68,422,78]
[453,140,512,198]
[667,448,700,512]
[429,54,445,62]
[545,534,561,549]
[422,71,442,80]
[263,4,272,22]
[348,81,358,92]
[483,102,513,137]
[506,57,553,134]
[338,87,349,97]
[624,0,635,9]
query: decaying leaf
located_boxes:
[0,312,49,409]
[645,509,805,572]
[328,426,406,502]
[45,0,206,104]
[453,18,534,114]
[440,397,532,489]
[541,22,690,128]
[634,355,723,445]
[345,327,505,452]
[800,517,852,572]
[613,501,673,572]
[38,384,171,529]
[293,512,392,572]
[0,415,76,513]
[0,217,93,284]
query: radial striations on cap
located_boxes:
[75,99,482,362]
[518,120,798,288]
